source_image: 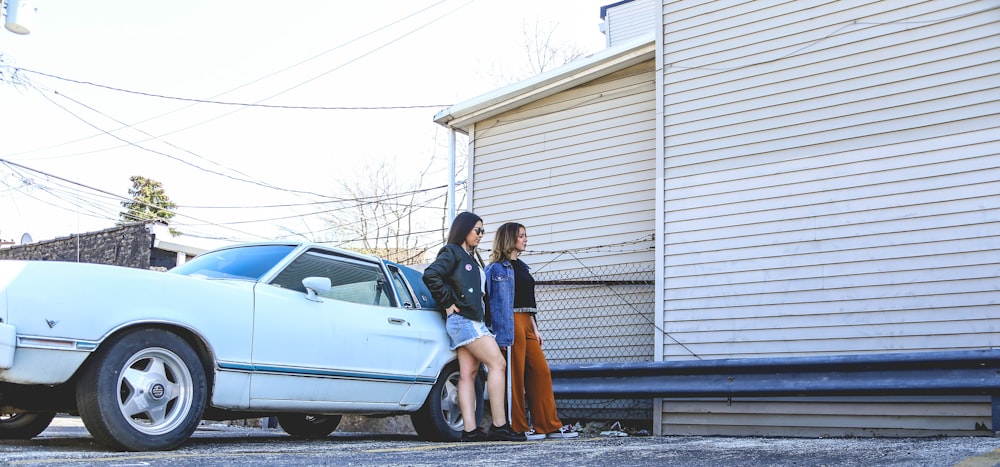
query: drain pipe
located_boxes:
[447,128,456,223]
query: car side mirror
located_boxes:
[302,277,332,302]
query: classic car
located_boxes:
[0,242,482,451]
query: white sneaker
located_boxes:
[525,429,546,441]
[546,425,580,439]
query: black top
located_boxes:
[511,259,537,309]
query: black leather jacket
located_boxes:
[422,244,487,322]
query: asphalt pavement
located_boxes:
[3,415,1000,466]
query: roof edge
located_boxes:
[433,32,655,131]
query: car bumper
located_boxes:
[0,322,13,368]
[0,328,91,384]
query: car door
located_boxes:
[249,249,423,409]
[383,262,451,382]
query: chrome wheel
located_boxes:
[115,347,195,435]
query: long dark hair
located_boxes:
[446,211,482,246]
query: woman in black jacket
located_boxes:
[422,212,525,442]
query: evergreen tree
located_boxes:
[119,175,179,235]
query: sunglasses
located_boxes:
[473,227,485,235]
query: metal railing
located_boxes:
[549,349,1000,434]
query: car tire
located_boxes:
[276,414,342,438]
[410,361,484,441]
[75,328,207,451]
[0,411,56,439]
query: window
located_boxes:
[269,250,396,307]
[387,265,418,309]
[170,244,295,280]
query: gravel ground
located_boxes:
[3,415,999,466]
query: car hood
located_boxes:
[0,260,255,340]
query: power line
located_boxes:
[0,158,459,243]
[0,0,456,160]
[32,86,357,201]
[0,158,268,240]
[17,68,450,110]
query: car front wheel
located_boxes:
[0,411,56,439]
[410,361,483,441]
[76,328,207,451]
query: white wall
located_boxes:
[660,0,1000,360]
[471,61,659,363]
[604,0,657,47]
[657,0,1000,437]
[472,61,658,274]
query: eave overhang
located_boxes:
[433,33,655,133]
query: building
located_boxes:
[433,0,1000,436]
[0,222,213,270]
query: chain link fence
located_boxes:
[532,261,656,423]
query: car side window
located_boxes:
[387,265,418,309]
[269,250,397,307]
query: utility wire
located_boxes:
[37,84,454,207]
[17,68,450,110]
[1,0,455,159]
[34,86,354,201]
[0,158,455,243]
[0,158,267,240]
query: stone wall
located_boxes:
[0,223,153,269]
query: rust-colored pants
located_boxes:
[508,312,563,434]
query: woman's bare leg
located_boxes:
[463,335,508,427]
[456,347,481,432]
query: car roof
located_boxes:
[207,241,384,263]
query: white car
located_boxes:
[0,242,481,451]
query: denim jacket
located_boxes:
[484,260,514,347]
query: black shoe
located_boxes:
[461,427,488,442]
[488,423,527,441]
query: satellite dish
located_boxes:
[4,0,35,35]
[20,233,33,244]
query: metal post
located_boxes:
[506,345,513,428]
[992,395,999,436]
[447,129,456,223]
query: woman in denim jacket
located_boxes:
[486,222,578,440]
[422,212,525,442]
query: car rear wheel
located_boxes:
[410,361,483,441]
[277,414,342,438]
[0,411,56,439]
[76,328,207,451]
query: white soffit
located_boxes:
[433,33,655,132]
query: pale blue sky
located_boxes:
[0,0,609,248]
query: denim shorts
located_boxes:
[445,313,494,350]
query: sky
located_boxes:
[0,0,611,252]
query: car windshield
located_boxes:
[170,244,296,281]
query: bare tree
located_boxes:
[488,19,590,86]
[324,157,444,265]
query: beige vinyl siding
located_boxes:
[605,0,657,47]
[660,0,1000,358]
[473,61,657,274]
[657,0,999,436]
[470,61,658,364]
[663,396,992,437]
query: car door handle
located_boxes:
[388,318,409,326]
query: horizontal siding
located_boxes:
[661,0,1000,360]
[663,396,992,436]
[606,0,657,47]
[469,61,658,364]
[472,61,657,274]
[658,0,998,438]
